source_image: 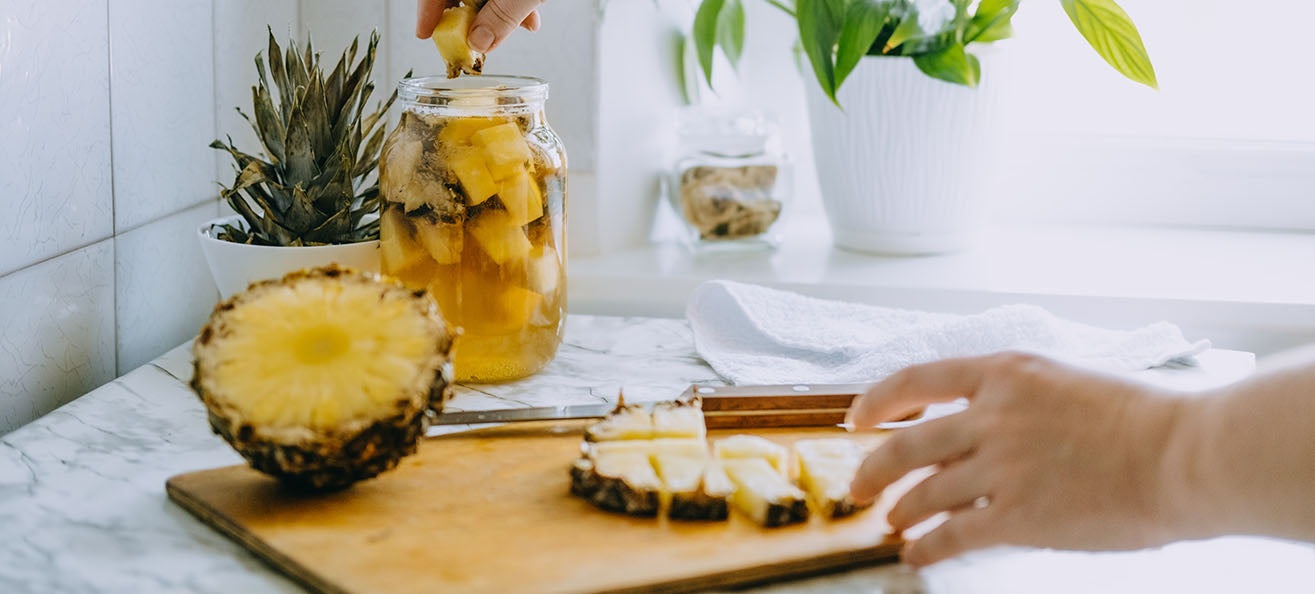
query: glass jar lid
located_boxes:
[398,74,548,116]
[677,108,779,158]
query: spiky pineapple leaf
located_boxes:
[212,31,387,246]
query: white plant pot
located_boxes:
[197,215,381,299]
[805,55,1000,255]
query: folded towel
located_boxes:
[686,280,1211,385]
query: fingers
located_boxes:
[902,506,996,568]
[847,356,991,429]
[416,0,447,38]
[849,412,977,504]
[887,458,990,532]
[521,10,541,31]
[469,0,544,52]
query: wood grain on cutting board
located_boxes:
[167,422,903,594]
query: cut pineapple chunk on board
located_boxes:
[713,435,789,476]
[468,210,531,264]
[498,167,544,226]
[584,398,654,442]
[589,438,707,459]
[432,2,484,78]
[449,150,498,206]
[379,208,430,273]
[653,455,732,521]
[723,458,809,527]
[653,399,707,440]
[578,452,662,516]
[413,221,462,265]
[473,123,534,178]
[794,439,871,518]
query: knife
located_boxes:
[428,383,957,430]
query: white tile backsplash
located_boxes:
[212,0,298,183]
[114,201,219,374]
[0,241,116,434]
[0,0,114,276]
[300,0,389,86]
[109,0,217,231]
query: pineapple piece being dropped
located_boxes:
[794,439,872,518]
[191,266,455,491]
[714,434,789,475]
[432,1,486,78]
[723,458,810,527]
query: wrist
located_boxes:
[1154,389,1230,540]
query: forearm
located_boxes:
[1161,349,1315,541]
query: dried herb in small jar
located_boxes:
[667,109,791,248]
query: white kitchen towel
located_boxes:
[686,280,1211,385]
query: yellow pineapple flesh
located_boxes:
[432,2,485,78]
[191,266,455,490]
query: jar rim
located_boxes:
[398,74,549,104]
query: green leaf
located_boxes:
[882,12,921,53]
[796,0,846,104]
[693,0,724,88]
[912,43,980,86]
[1060,0,1157,89]
[966,0,1018,43]
[716,0,746,70]
[835,1,889,91]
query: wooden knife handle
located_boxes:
[681,383,872,412]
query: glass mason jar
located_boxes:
[666,109,791,249]
[380,75,567,383]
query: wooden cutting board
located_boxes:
[166,422,904,593]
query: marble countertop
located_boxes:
[2,315,1314,593]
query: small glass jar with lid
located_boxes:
[666,108,792,249]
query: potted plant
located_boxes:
[200,30,400,298]
[692,0,1156,254]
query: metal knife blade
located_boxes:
[429,403,615,426]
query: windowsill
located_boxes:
[568,215,1315,355]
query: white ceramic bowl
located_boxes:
[197,215,381,299]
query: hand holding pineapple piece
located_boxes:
[432,0,488,78]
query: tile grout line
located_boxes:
[105,0,120,376]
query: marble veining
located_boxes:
[0,315,1312,593]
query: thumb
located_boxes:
[469,0,544,53]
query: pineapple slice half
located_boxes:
[575,452,662,516]
[191,266,455,491]
[432,1,487,78]
[793,439,872,518]
[722,458,810,527]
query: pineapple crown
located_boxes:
[210,28,409,246]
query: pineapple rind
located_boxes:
[192,266,455,491]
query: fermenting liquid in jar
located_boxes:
[379,76,566,382]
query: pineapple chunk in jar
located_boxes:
[380,76,567,382]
